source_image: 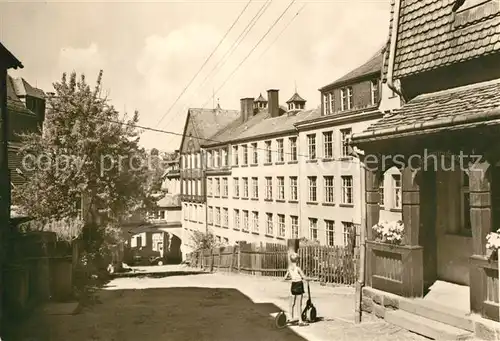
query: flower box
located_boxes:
[372,220,404,245]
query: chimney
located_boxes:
[267,89,279,118]
[240,98,254,122]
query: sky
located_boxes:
[1,0,391,152]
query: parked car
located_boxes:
[149,256,166,266]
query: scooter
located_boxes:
[301,280,317,323]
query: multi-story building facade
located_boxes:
[202,90,319,245]
[295,48,402,247]
[179,105,239,254]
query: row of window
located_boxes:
[322,80,379,115]
[206,175,354,204]
[207,207,299,239]
[183,203,205,223]
[181,128,354,170]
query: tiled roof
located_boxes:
[203,108,320,147]
[352,77,500,143]
[389,0,500,79]
[157,194,181,208]
[0,43,23,69]
[255,93,267,102]
[286,92,306,103]
[320,47,384,91]
[189,107,240,143]
[7,76,34,116]
[12,77,45,99]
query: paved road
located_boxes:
[9,265,428,341]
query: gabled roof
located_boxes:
[255,93,267,102]
[352,77,500,144]
[203,108,320,147]
[386,0,500,79]
[189,107,240,142]
[11,77,45,99]
[0,43,23,70]
[320,47,384,91]
[286,92,306,103]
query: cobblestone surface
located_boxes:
[9,266,429,341]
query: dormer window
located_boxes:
[371,80,379,106]
[341,87,353,111]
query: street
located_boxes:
[9,266,428,341]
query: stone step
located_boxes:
[398,299,474,332]
[385,310,473,340]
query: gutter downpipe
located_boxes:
[386,0,404,102]
[355,154,367,324]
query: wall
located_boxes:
[321,77,378,115]
[297,116,382,246]
[205,133,300,246]
[378,82,402,113]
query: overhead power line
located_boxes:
[160,0,273,132]
[155,0,253,127]
[201,0,297,109]
[255,2,307,62]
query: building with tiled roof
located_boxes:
[352,0,500,335]
[178,103,239,256]
[286,92,306,111]
[6,75,45,187]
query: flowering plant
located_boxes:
[372,220,404,245]
[486,229,500,251]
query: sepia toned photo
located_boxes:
[0,0,499,340]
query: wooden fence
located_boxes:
[188,242,359,286]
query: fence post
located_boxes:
[210,248,214,272]
[237,244,241,273]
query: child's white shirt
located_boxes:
[288,264,302,282]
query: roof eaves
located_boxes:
[319,70,381,92]
[0,43,23,70]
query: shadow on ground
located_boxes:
[6,287,307,341]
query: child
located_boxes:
[283,252,309,326]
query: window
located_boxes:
[265,177,273,200]
[291,216,299,238]
[343,222,354,247]
[329,92,334,114]
[307,134,316,160]
[222,208,228,228]
[207,178,213,196]
[234,209,240,229]
[341,176,353,204]
[290,177,298,201]
[252,143,258,164]
[207,151,212,168]
[323,93,329,115]
[340,128,352,157]
[197,179,201,195]
[379,174,385,207]
[461,172,471,235]
[392,174,402,209]
[222,177,228,197]
[347,86,353,109]
[323,131,333,159]
[243,177,249,198]
[266,213,273,235]
[242,145,248,165]
[277,139,284,162]
[371,79,379,106]
[215,207,221,226]
[308,176,317,202]
[214,150,219,168]
[243,210,249,231]
[277,177,285,200]
[184,203,189,220]
[326,220,335,246]
[233,146,239,166]
[341,87,353,111]
[233,177,239,197]
[223,237,229,244]
[289,137,297,161]
[265,141,272,163]
[309,218,318,241]
[215,178,220,197]
[222,148,228,167]
[252,177,259,198]
[207,206,213,224]
[278,214,285,238]
[324,176,334,203]
[252,211,259,233]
